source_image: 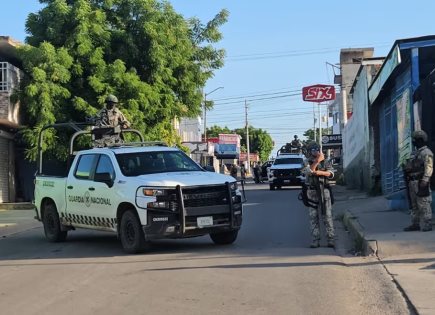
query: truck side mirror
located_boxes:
[94,172,114,187]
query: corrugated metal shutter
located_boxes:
[379,67,412,195]
[0,137,9,202]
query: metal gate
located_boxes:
[0,137,9,202]
[379,66,412,195]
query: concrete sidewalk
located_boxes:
[0,209,41,238]
[334,184,435,315]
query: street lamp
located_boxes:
[203,86,224,143]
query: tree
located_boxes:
[303,128,331,144]
[18,0,228,160]
[206,125,232,138]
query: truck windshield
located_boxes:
[116,151,203,176]
[274,158,303,165]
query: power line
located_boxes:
[225,42,390,62]
[212,89,302,102]
[210,108,314,117]
[213,92,302,106]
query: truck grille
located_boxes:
[182,185,228,207]
[275,169,301,178]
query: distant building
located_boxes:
[176,117,202,142]
[368,35,435,211]
[334,48,375,132]
[0,36,23,202]
[343,58,384,192]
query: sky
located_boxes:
[3,1,435,155]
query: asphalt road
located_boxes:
[0,184,412,315]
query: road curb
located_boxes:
[0,203,35,211]
[342,210,378,256]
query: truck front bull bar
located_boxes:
[175,181,245,236]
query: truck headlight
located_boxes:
[143,189,166,196]
[147,201,169,209]
[147,201,177,211]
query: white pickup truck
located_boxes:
[34,124,244,253]
[268,153,305,190]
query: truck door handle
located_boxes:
[67,186,73,189]
[88,187,95,191]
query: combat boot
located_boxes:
[310,240,320,248]
[403,224,420,231]
[421,226,432,232]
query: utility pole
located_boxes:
[203,86,224,144]
[245,100,251,175]
[318,102,322,152]
[313,102,316,142]
[203,93,207,143]
[326,103,330,158]
[202,87,223,168]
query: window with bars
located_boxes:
[0,62,9,92]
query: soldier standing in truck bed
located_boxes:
[96,94,130,128]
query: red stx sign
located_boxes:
[302,84,336,102]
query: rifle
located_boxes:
[402,162,412,208]
[313,175,326,216]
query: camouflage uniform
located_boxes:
[302,156,335,246]
[405,145,433,230]
[291,136,302,153]
[92,95,130,147]
[96,107,130,128]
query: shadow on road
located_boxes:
[0,184,347,263]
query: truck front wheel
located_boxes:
[210,230,238,245]
[43,203,67,242]
[120,210,147,254]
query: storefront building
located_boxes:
[369,36,435,209]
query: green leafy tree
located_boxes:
[303,128,331,144]
[206,125,232,138]
[234,126,274,162]
[18,0,228,160]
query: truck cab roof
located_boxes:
[271,153,305,169]
[76,145,179,156]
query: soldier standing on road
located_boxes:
[302,142,335,248]
[253,162,261,183]
[403,130,433,232]
[96,94,130,128]
[240,164,246,181]
[230,164,238,179]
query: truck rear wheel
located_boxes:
[43,203,67,242]
[210,230,238,245]
[120,210,147,254]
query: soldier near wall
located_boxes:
[403,130,433,232]
[301,142,335,248]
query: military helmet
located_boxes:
[306,141,320,151]
[105,94,119,104]
[294,135,298,139]
[412,130,428,142]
